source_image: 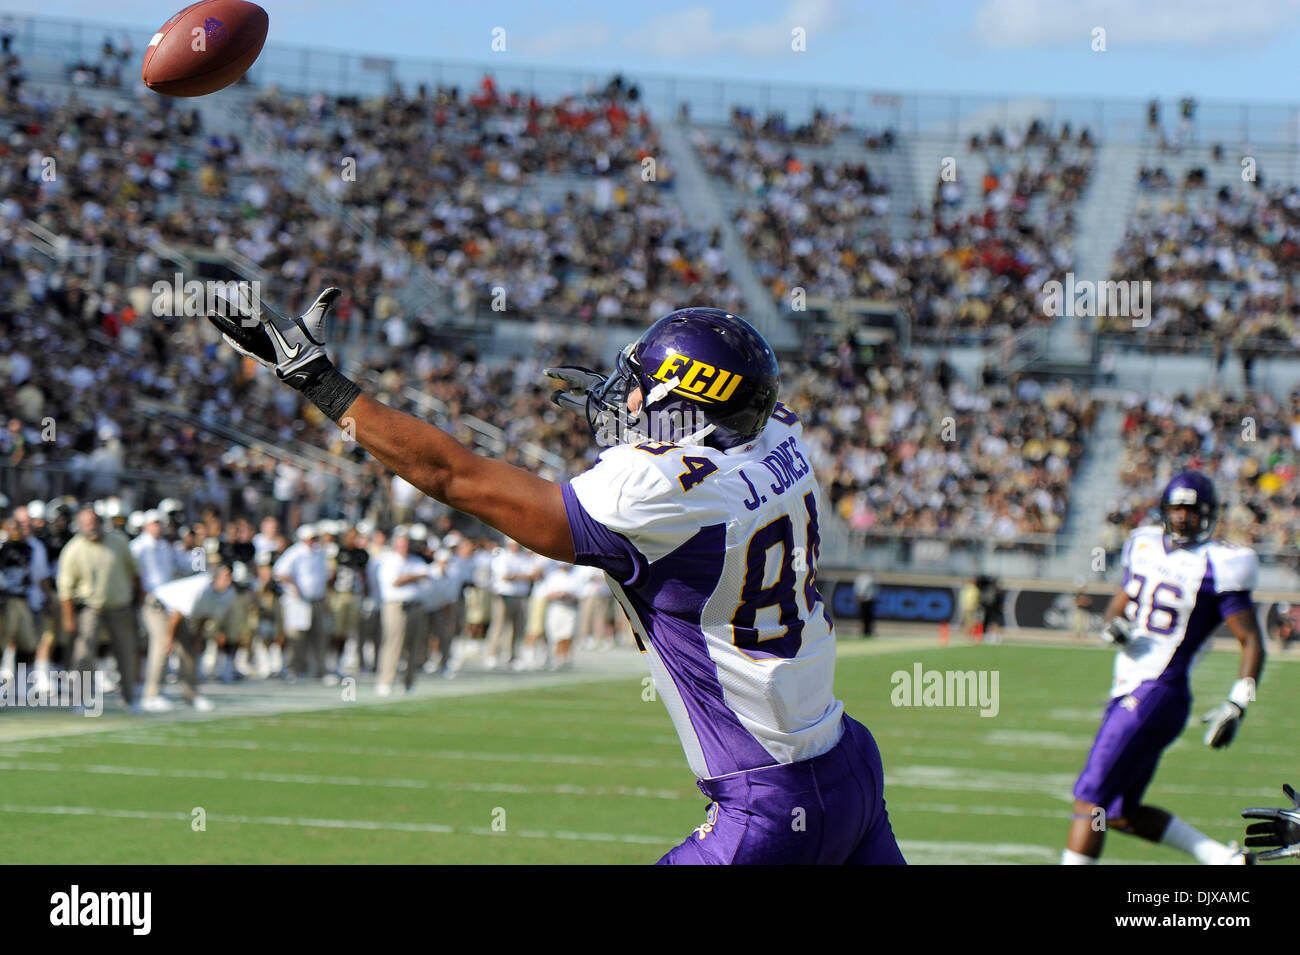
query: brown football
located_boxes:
[141,0,268,97]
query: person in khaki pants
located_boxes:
[132,510,181,711]
[57,507,141,709]
[375,529,428,695]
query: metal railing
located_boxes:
[344,364,567,475]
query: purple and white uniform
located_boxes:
[1074,525,1258,818]
[563,404,904,864]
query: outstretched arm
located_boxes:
[208,289,575,563]
[340,395,573,562]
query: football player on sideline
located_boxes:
[209,290,905,865]
[1063,471,1264,865]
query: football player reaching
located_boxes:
[1063,472,1264,865]
[210,290,906,865]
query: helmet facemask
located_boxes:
[585,344,716,448]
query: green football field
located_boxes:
[1,637,1295,864]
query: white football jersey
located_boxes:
[564,404,843,779]
[1111,525,1258,698]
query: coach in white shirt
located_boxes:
[425,548,460,675]
[538,562,587,670]
[375,529,429,695]
[274,524,330,680]
[485,540,540,668]
[131,511,183,709]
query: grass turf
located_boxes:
[0,639,1293,863]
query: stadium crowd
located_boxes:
[1106,171,1300,357]
[696,116,1094,341]
[247,76,747,324]
[0,495,630,712]
[4,48,1299,624]
[1107,387,1300,557]
[788,346,1096,543]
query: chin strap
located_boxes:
[645,376,680,406]
[677,422,717,446]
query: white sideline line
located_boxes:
[0,660,649,745]
[233,715,680,745]
[888,765,1078,799]
[888,764,1278,801]
[54,734,685,769]
[898,840,1059,864]
[0,759,688,799]
[896,839,1161,865]
[0,803,672,846]
[0,804,1149,863]
[906,801,1235,831]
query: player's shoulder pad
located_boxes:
[1123,524,1161,562]
[1207,540,1259,593]
[1129,524,1163,545]
[568,441,730,551]
[768,401,803,436]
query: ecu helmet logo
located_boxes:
[650,352,743,404]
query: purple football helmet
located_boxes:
[547,308,780,450]
[1160,470,1217,547]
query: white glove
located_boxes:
[1101,617,1132,645]
[1201,678,1255,749]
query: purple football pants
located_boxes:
[657,715,906,865]
[1073,679,1191,821]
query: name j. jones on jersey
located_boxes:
[739,435,810,509]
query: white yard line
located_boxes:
[0,803,674,846]
[47,734,686,769]
[0,758,689,799]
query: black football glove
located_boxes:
[1242,784,1300,861]
[544,366,606,414]
[208,287,360,423]
[208,286,339,389]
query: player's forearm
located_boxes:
[1103,587,1129,621]
[343,393,575,560]
[1238,627,1266,685]
[345,392,478,507]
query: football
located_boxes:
[141,0,268,97]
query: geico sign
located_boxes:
[877,587,954,622]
